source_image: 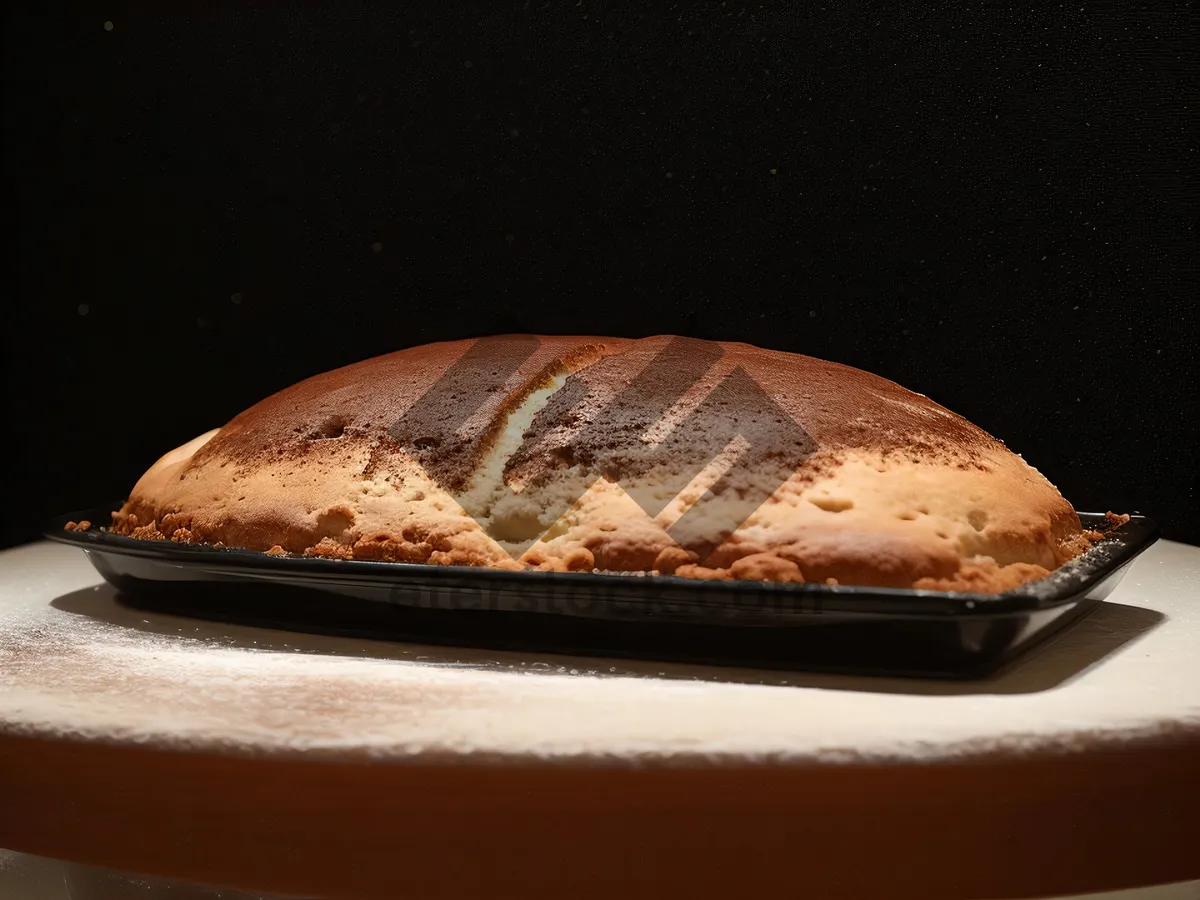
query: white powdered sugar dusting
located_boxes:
[1,540,1198,764]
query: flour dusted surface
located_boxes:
[1,541,1198,763]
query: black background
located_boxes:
[4,1,1196,548]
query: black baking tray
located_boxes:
[45,507,1159,678]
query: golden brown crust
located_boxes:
[109,335,1094,592]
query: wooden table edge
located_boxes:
[2,730,1198,900]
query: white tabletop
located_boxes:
[1,538,1197,763]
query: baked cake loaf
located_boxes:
[110,335,1095,592]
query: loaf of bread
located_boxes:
[110,335,1095,592]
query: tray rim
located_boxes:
[43,505,1161,619]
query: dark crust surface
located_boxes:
[190,335,1002,479]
